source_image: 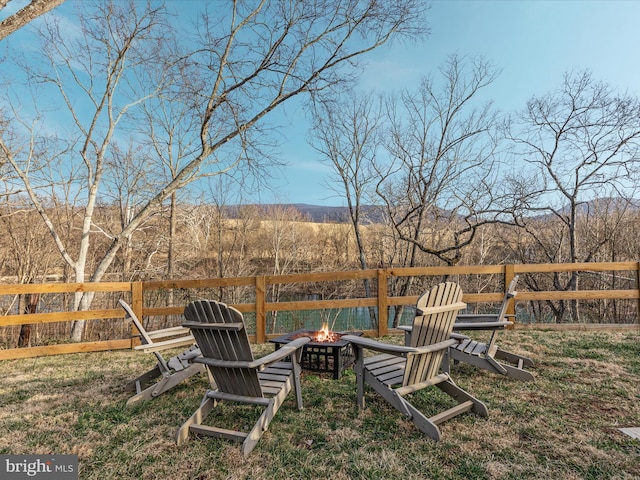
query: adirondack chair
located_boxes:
[447,276,534,381]
[120,300,205,405]
[343,282,488,441]
[176,299,310,456]
[400,276,534,381]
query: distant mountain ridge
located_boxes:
[228,197,640,224]
[226,204,385,223]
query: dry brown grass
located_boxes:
[0,329,639,479]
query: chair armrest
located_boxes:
[193,338,311,370]
[399,326,469,341]
[250,337,311,369]
[411,338,460,354]
[454,320,512,331]
[450,332,469,341]
[134,335,195,352]
[146,326,192,340]
[344,335,459,356]
[194,355,289,370]
[343,335,420,355]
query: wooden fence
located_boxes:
[1,262,639,360]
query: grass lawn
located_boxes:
[0,329,639,479]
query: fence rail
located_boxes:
[1,262,639,360]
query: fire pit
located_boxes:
[269,325,363,379]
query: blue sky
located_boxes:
[277,0,640,206]
[2,1,640,206]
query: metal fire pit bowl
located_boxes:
[269,329,363,379]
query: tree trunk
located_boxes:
[352,223,377,329]
[70,268,87,342]
[167,192,177,307]
[18,293,39,347]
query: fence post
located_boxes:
[130,282,143,347]
[377,269,388,337]
[505,264,516,329]
[255,275,266,343]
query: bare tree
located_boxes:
[0,196,57,347]
[0,0,64,41]
[258,204,311,333]
[375,55,512,325]
[1,1,174,339]
[98,142,158,281]
[133,48,205,284]
[199,176,257,286]
[1,0,427,341]
[507,70,640,322]
[310,93,383,327]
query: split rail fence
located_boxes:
[1,262,639,360]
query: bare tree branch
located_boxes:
[0,0,64,41]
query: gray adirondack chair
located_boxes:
[344,282,488,441]
[176,299,310,456]
[120,300,204,405]
[447,276,534,381]
[400,276,534,381]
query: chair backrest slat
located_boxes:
[404,283,465,386]
[184,300,262,398]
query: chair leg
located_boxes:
[152,364,204,396]
[485,355,510,375]
[127,374,171,405]
[397,395,442,441]
[176,393,217,446]
[499,363,535,382]
[126,364,204,405]
[292,357,304,410]
[242,377,293,456]
[441,348,451,374]
[125,365,161,393]
[437,377,488,418]
[495,348,534,368]
[363,375,444,441]
[352,346,365,410]
[242,408,269,457]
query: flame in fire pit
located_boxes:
[313,322,338,342]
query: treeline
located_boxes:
[1,199,638,326]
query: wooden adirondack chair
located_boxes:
[400,276,534,381]
[120,300,205,405]
[176,299,310,456]
[343,282,488,441]
[446,276,534,381]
